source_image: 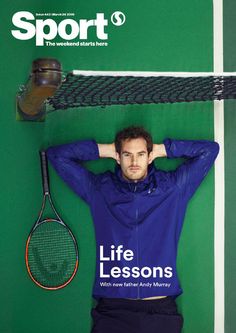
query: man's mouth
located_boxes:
[129,167,141,171]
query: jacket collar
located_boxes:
[113,163,157,193]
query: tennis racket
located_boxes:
[25,151,79,290]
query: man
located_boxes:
[46,126,219,333]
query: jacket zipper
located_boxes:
[134,185,140,299]
[135,207,140,299]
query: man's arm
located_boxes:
[163,138,220,199]
[97,143,116,159]
[152,144,167,159]
[46,140,100,204]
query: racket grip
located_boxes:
[40,151,50,194]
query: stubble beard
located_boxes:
[122,167,148,182]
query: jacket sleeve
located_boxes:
[46,140,100,204]
[163,138,220,199]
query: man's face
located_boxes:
[116,138,153,182]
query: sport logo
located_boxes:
[11,11,126,46]
[111,11,126,26]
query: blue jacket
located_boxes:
[46,138,219,299]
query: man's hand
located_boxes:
[98,142,166,161]
[98,143,117,159]
[152,144,167,159]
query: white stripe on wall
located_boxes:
[213,1,225,333]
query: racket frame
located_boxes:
[25,151,79,290]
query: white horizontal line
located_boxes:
[72,70,236,77]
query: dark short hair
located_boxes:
[115,126,153,154]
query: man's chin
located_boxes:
[123,172,146,182]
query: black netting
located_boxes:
[47,74,236,110]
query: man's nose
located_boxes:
[131,155,138,165]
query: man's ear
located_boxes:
[116,152,121,164]
[148,151,154,164]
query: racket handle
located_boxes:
[40,151,50,194]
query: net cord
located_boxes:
[72,70,236,77]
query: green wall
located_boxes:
[0,1,231,333]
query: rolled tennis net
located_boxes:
[17,59,236,120]
[47,71,236,111]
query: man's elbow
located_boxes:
[46,147,54,160]
[211,141,220,156]
[207,141,220,161]
[45,147,60,166]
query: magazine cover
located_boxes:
[0,1,235,332]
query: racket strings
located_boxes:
[26,221,78,288]
[31,247,69,280]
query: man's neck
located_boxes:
[121,173,148,183]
